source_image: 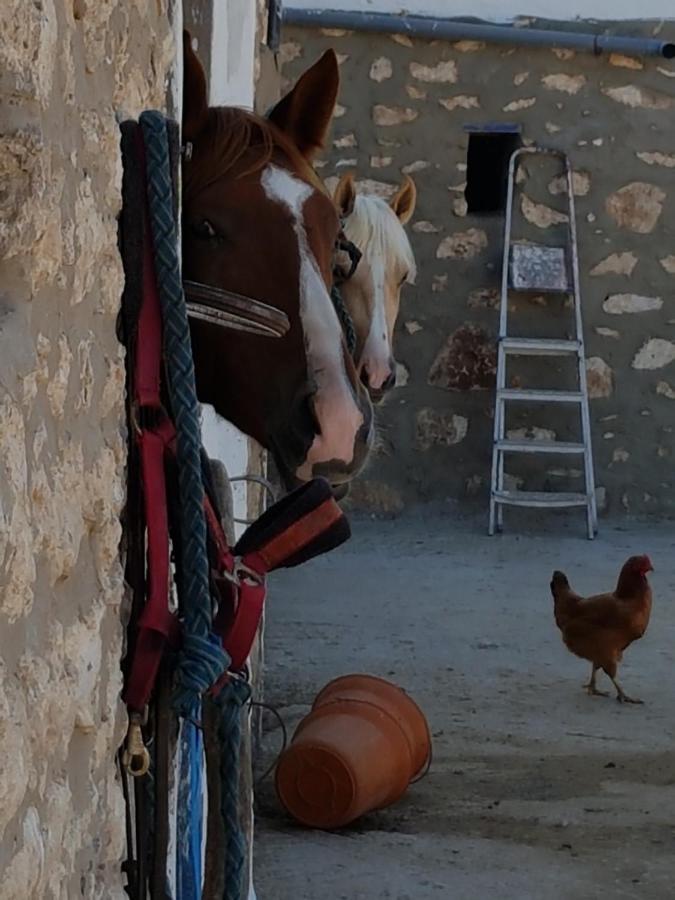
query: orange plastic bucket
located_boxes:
[313,673,432,781]
[275,675,431,829]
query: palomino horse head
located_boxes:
[181,33,374,491]
[333,173,417,405]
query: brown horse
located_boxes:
[334,173,417,404]
[181,34,373,490]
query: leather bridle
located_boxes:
[181,141,362,348]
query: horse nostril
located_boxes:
[305,392,322,435]
[383,371,396,392]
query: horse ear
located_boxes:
[183,30,209,140]
[390,175,417,225]
[334,173,357,218]
[267,50,339,160]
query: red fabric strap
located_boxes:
[220,499,344,670]
[222,582,266,672]
[204,493,235,574]
[123,429,177,712]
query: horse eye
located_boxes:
[333,248,352,280]
[192,218,218,240]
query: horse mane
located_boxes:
[343,194,417,284]
[183,106,329,197]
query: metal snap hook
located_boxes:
[122,713,150,777]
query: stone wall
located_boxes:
[282,22,675,518]
[0,3,176,896]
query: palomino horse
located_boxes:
[333,173,417,404]
[181,33,374,491]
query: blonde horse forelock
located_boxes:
[343,193,417,283]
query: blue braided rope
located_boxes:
[140,110,230,720]
[176,717,204,900]
[214,678,252,900]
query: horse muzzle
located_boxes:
[360,355,397,405]
[307,413,374,485]
[367,372,396,406]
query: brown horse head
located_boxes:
[334,173,417,404]
[181,33,373,490]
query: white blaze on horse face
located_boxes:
[361,255,394,391]
[261,165,364,472]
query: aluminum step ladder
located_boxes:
[488,146,598,540]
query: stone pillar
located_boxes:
[0,2,177,896]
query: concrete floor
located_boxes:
[252,509,675,900]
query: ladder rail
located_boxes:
[490,146,529,534]
[498,150,521,339]
[496,394,505,532]
[489,346,506,535]
[565,154,583,345]
[565,155,598,536]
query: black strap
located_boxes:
[118,122,147,345]
[150,663,172,899]
[134,775,149,900]
[120,752,139,899]
[202,697,227,899]
[234,476,351,568]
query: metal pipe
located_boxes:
[282,7,675,59]
[267,0,283,51]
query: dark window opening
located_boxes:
[464,126,522,215]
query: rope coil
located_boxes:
[212,678,252,900]
[140,110,230,719]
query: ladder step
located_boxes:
[496,439,586,454]
[500,337,581,356]
[509,243,570,293]
[498,388,584,403]
[493,490,589,508]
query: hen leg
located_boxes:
[604,662,643,704]
[610,677,643,705]
[583,664,609,697]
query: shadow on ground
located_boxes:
[253,509,675,900]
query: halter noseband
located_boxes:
[333,229,362,286]
[330,225,361,358]
[181,141,361,353]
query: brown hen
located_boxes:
[551,554,653,703]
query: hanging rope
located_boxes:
[212,677,252,900]
[331,284,357,358]
[139,110,230,718]
[331,231,360,359]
